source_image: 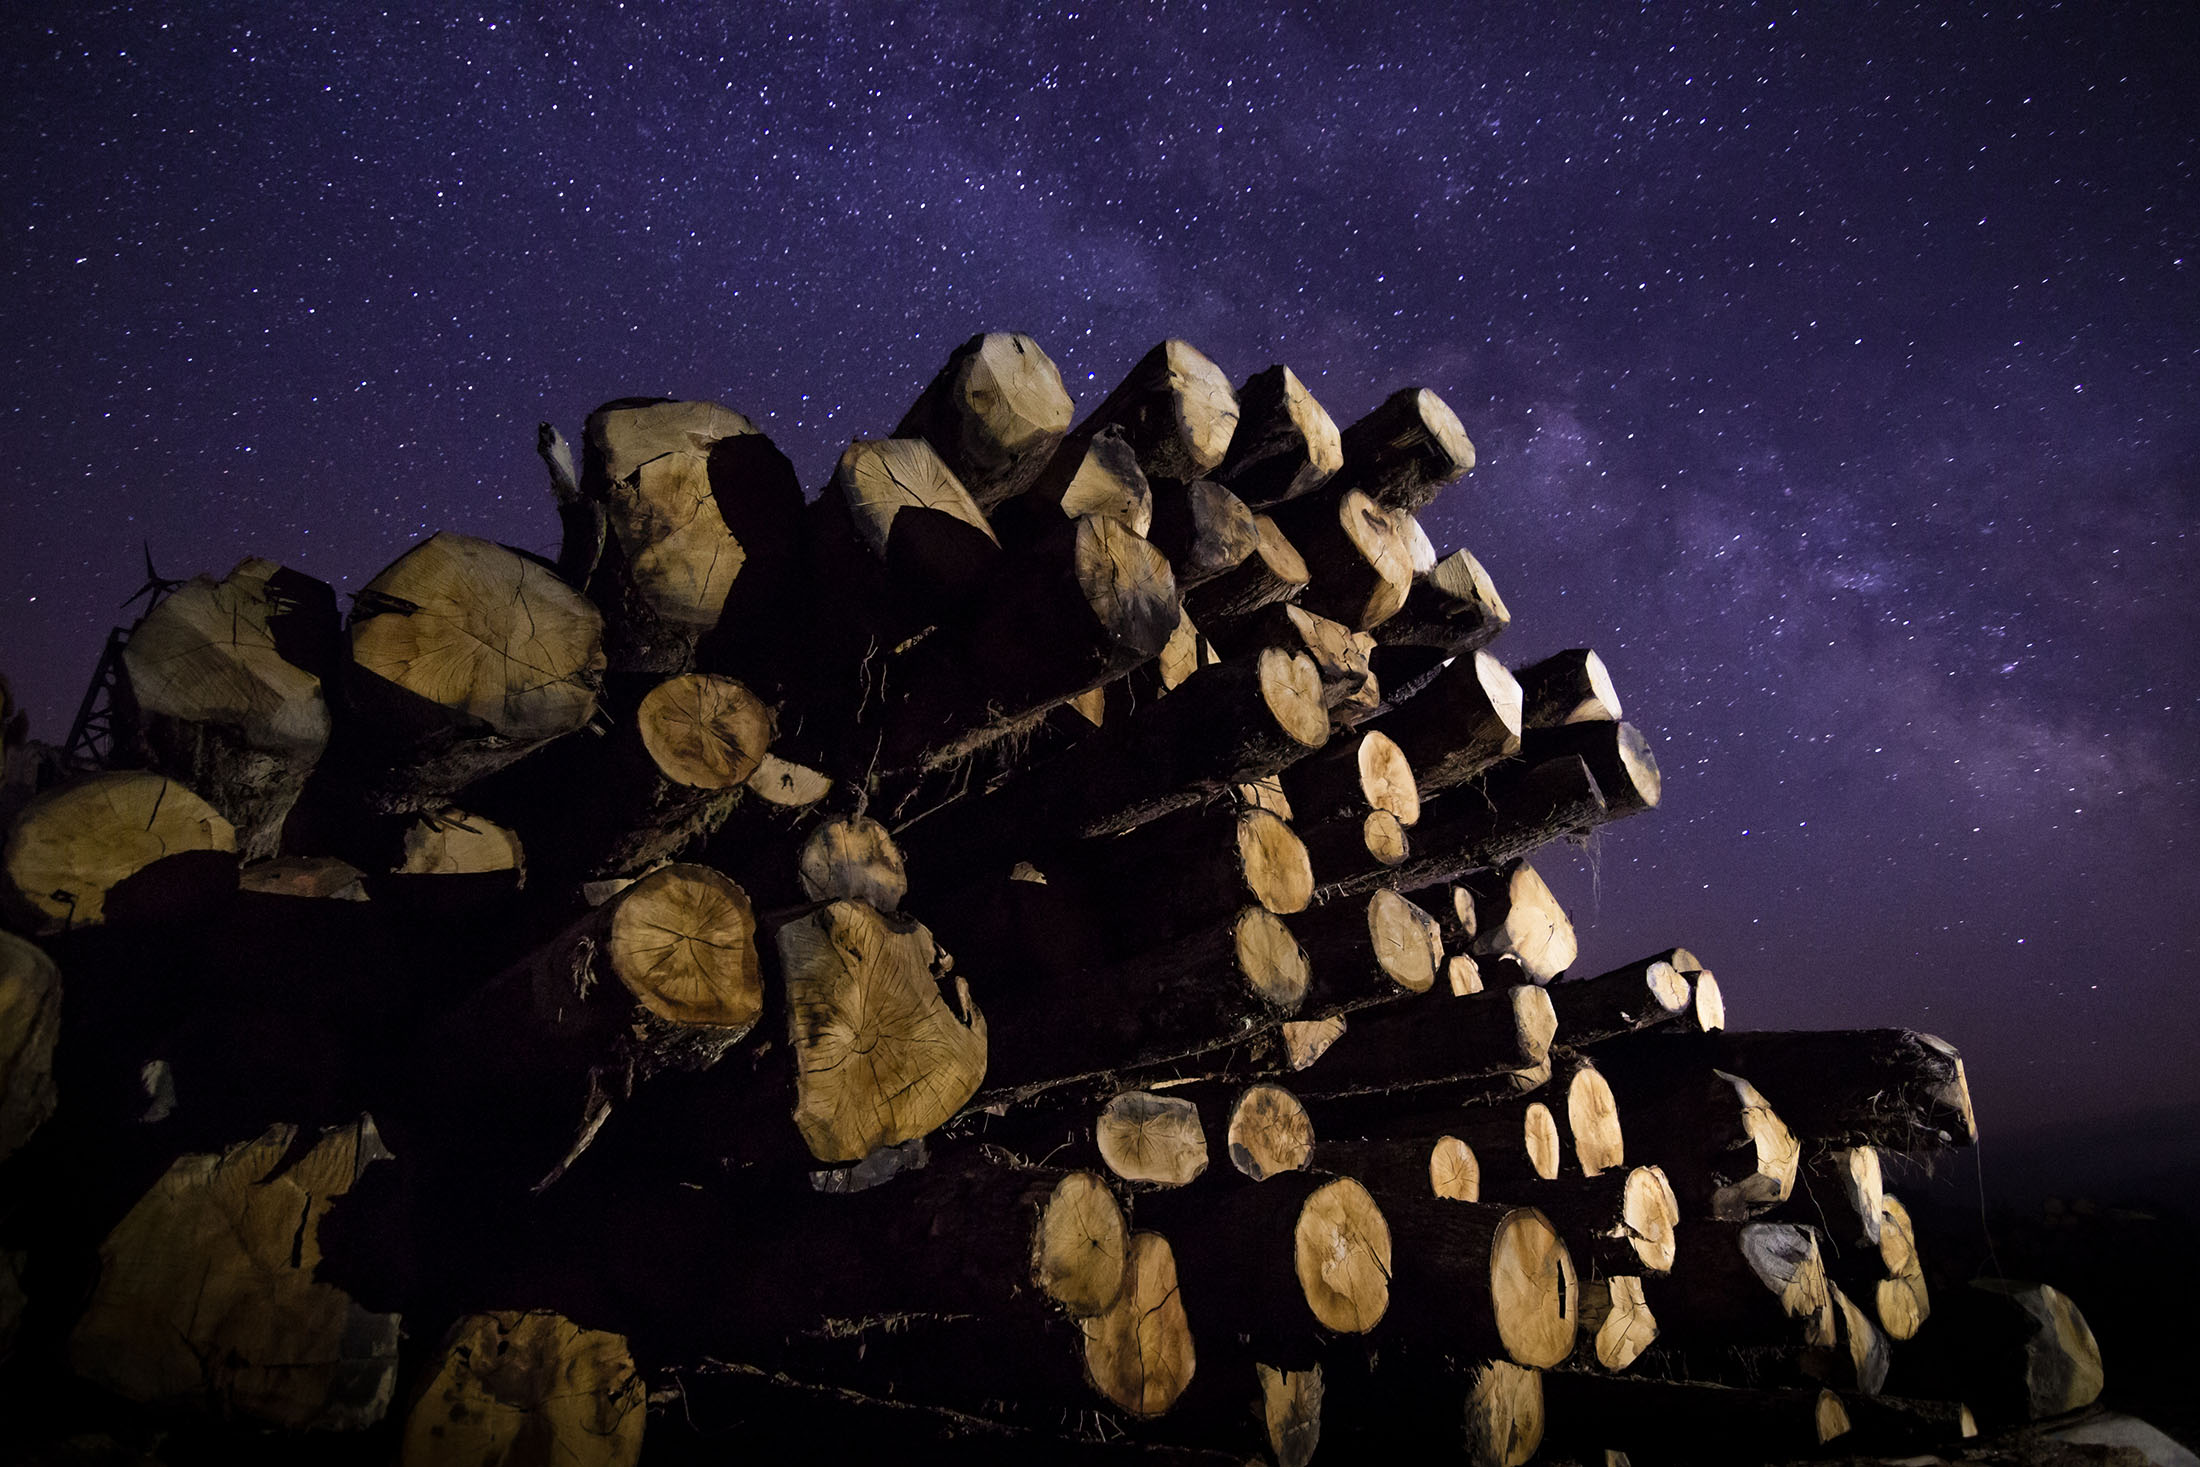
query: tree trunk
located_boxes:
[1361,650,1523,797]
[1531,1166,1682,1276]
[1647,1220,1832,1347]
[989,424,1153,545]
[1575,1273,1660,1369]
[1519,718,1662,817]
[1367,546,1511,694]
[1289,983,1556,1100]
[1211,603,1381,726]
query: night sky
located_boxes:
[2,4,2194,1150]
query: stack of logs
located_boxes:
[0,334,2104,1465]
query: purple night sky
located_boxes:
[2,4,2193,1152]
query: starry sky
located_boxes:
[2,3,2194,1151]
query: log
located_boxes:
[797,813,909,911]
[1082,1230,1199,1416]
[401,862,765,1192]
[1313,752,1613,903]
[1360,649,1522,795]
[778,898,987,1163]
[1692,968,1727,1031]
[1802,1282,1891,1395]
[66,1118,402,1430]
[1,929,61,1161]
[1592,1042,1801,1220]
[1226,1082,1316,1180]
[2,770,237,934]
[1834,1393,1978,1454]
[1181,512,1310,626]
[1212,603,1380,726]
[1458,860,1574,982]
[1545,949,1694,1046]
[1312,1093,1561,1187]
[821,436,1001,625]
[1144,477,1260,588]
[1531,1166,1681,1276]
[1851,1193,1930,1341]
[1328,386,1475,514]
[1257,1361,1324,1467]
[992,424,1153,544]
[1366,546,1510,693]
[341,531,606,811]
[1314,1133,1481,1202]
[400,1310,646,1467]
[1377,1196,1578,1366]
[466,671,774,885]
[1537,1377,1850,1463]
[1068,339,1240,484]
[1575,1274,1659,1370]
[1096,1089,1210,1186]
[1289,983,1556,1100]
[1515,646,1622,729]
[971,905,1308,1104]
[1648,1220,1832,1346]
[1559,1057,1627,1177]
[113,557,339,860]
[1279,728,1416,835]
[579,401,803,675]
[883,512,1179,772]
[1028,800,1313,960]
[1268,487,1415,631]
[894,331,1074,509]
[1142,1171,1391,1351]
[1798,1143,1884,1248]
[1291,886,1447,1017]
[899,643,1327,863]
[1696,1028,1977,1149]
[1519,718,1662,817]
[1891,1280,2102,1425]
[1213,364,1343,509]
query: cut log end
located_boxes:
[1622,1165,1682,1273]
[1579,1275,1659,1371]
[1293,1177,1392,1333]
[1032,1171,1127,1316]
[608,864,764,1030]
[1363,809,1410,866]
[401,1311,645,1467]
[1258,646,1332,752]
[1258,1361,1325,1467]
[1075,513,1181,662]
[3,771,237,934]
[835,437,998,561]
[1462,1359,1544,1467]
[1567,1064,1626,1177]
[1367,887,1445,995]
[397,807,524,878]
[351,531,605,741]
[1491,1207,1578,1368]
[1097,1091,1209,1187]
[1239,806,1315,915]
[1237,906,1313,1012]
[1693,970,1727,1031]
[779,901,987,1163]
[1526,1104,1562,1182]
[1281,1014,1345,1069]
[638,674,772,790]
[1357,729,1420,823]
[898,332,1073,507]
[1430,1135,1481,1201]
[1081,1231,1195,1416]
[1227,1084,1315,1181]
[1711,1069,1802,1218]
[797,814,909,912]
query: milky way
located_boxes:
[2,2,2194,1138]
